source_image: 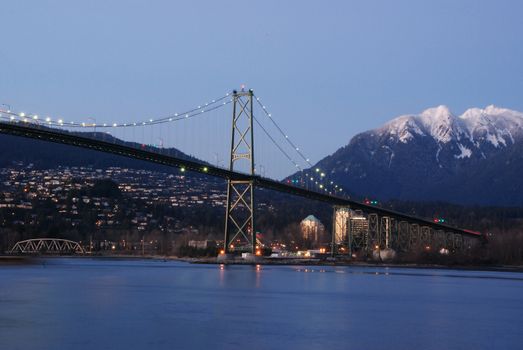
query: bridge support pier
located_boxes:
[420,226,431,250]
[434,230,445,251]
[380,216,391,249]
[367,213,379,253]
[409,224,420,250]
[398,221,409,251]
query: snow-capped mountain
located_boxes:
[305,105,523,206]
[383,105,523,161]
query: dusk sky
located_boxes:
[1,0,522,176]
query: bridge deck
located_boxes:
[0,121,481,237]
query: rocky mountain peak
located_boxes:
[299,105,523,206]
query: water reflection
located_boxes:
[255,264,261,288]
[0,259,521,350]
[218,263,263,288]
[218,264,225,286]
[295,265,523,281]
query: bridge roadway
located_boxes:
[0,121,480,238]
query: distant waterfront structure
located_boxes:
[300,215,325,244]
[188,240,216,249]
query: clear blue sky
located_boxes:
[1,0,522,177]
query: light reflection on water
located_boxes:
[1,258,522,350]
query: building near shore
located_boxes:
[187,240,216,249]
[350,215,369,237]
[333,209,369,244]
[300,215,325,244]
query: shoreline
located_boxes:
[186,256,523,273]
[2,254,523,273]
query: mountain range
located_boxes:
[2,104,523,207]
[0,131,201,171]
[306,105,523,206]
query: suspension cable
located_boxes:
[253,94,313,167]
[252,93,345,196]
[253,116,301,175]
[0,93,231,129]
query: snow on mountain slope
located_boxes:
[380,105,523,156]
[302,105,523,206]
[460,105,523,148]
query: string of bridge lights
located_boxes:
[0,89,345,196]
[252,93,345,197]
[0,93,232,129]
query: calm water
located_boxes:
[1,259,522,350]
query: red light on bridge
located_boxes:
[364,199,378,205]
[463,229,482,236]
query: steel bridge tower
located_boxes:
[224,89,256,254]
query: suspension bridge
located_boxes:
[0,88,481,257]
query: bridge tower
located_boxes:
[223,88,256,254]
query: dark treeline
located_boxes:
[1,177,522,264]
[383,200,523,233]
